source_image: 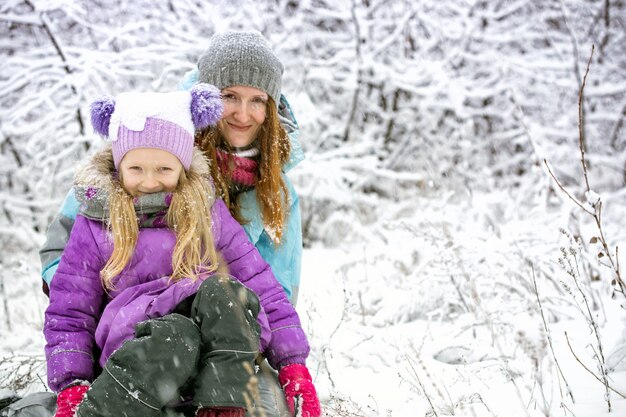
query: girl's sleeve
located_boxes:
[40,188,81,294]
[212,199,310,369]
[44,215,105,392]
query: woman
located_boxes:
[40,31,309,417]
[194,30,304,305]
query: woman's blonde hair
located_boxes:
[100,167,219,290]
[197,96,291,244]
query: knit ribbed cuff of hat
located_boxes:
[112,117,193,170]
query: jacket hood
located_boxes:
[278,95,304,172]
[73,145,213,220]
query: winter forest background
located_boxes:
[1,0,625,416]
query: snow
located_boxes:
[298,247,626,416]
[2,1,626,416]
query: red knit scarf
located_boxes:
[215,148,258,187]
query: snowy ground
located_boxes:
[289,166,626,417]
[299,246,626,417]
[1,190,626,417]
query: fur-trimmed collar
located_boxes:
[73,145,213,220]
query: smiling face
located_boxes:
[218,85,268,148]
[119,148,184,197]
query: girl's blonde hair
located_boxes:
[100,167,219,290]
[197,96,291,244]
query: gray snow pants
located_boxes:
[76,275,262,417]
[248,360,291,417]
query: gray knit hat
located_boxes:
[197,31,284,104]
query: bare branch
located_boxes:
[343,0,364,143]
[564,332,626,399]
[23,0,86,137]
[543,159,593,215]
[404,356,440,417]
[546,43,625,299]
[577,44,594,194]
[530,264,575,404]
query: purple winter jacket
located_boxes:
[44,149,310,393]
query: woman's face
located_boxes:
[218,85,268,148]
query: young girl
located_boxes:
[45,85,320,417]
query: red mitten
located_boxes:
[278,364,321,417]
[55,385,89,417]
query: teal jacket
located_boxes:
[40,93,304,304]
[237,94,305,302]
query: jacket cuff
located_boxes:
[42,261,59,286]
[276,356,307,369]
[48,350,94,392]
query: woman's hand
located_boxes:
[55,385,89,417]
[278,364,321,417]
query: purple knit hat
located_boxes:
[90,83,223,170]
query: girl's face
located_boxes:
[119,148,184,197]
[218,85,268,148]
